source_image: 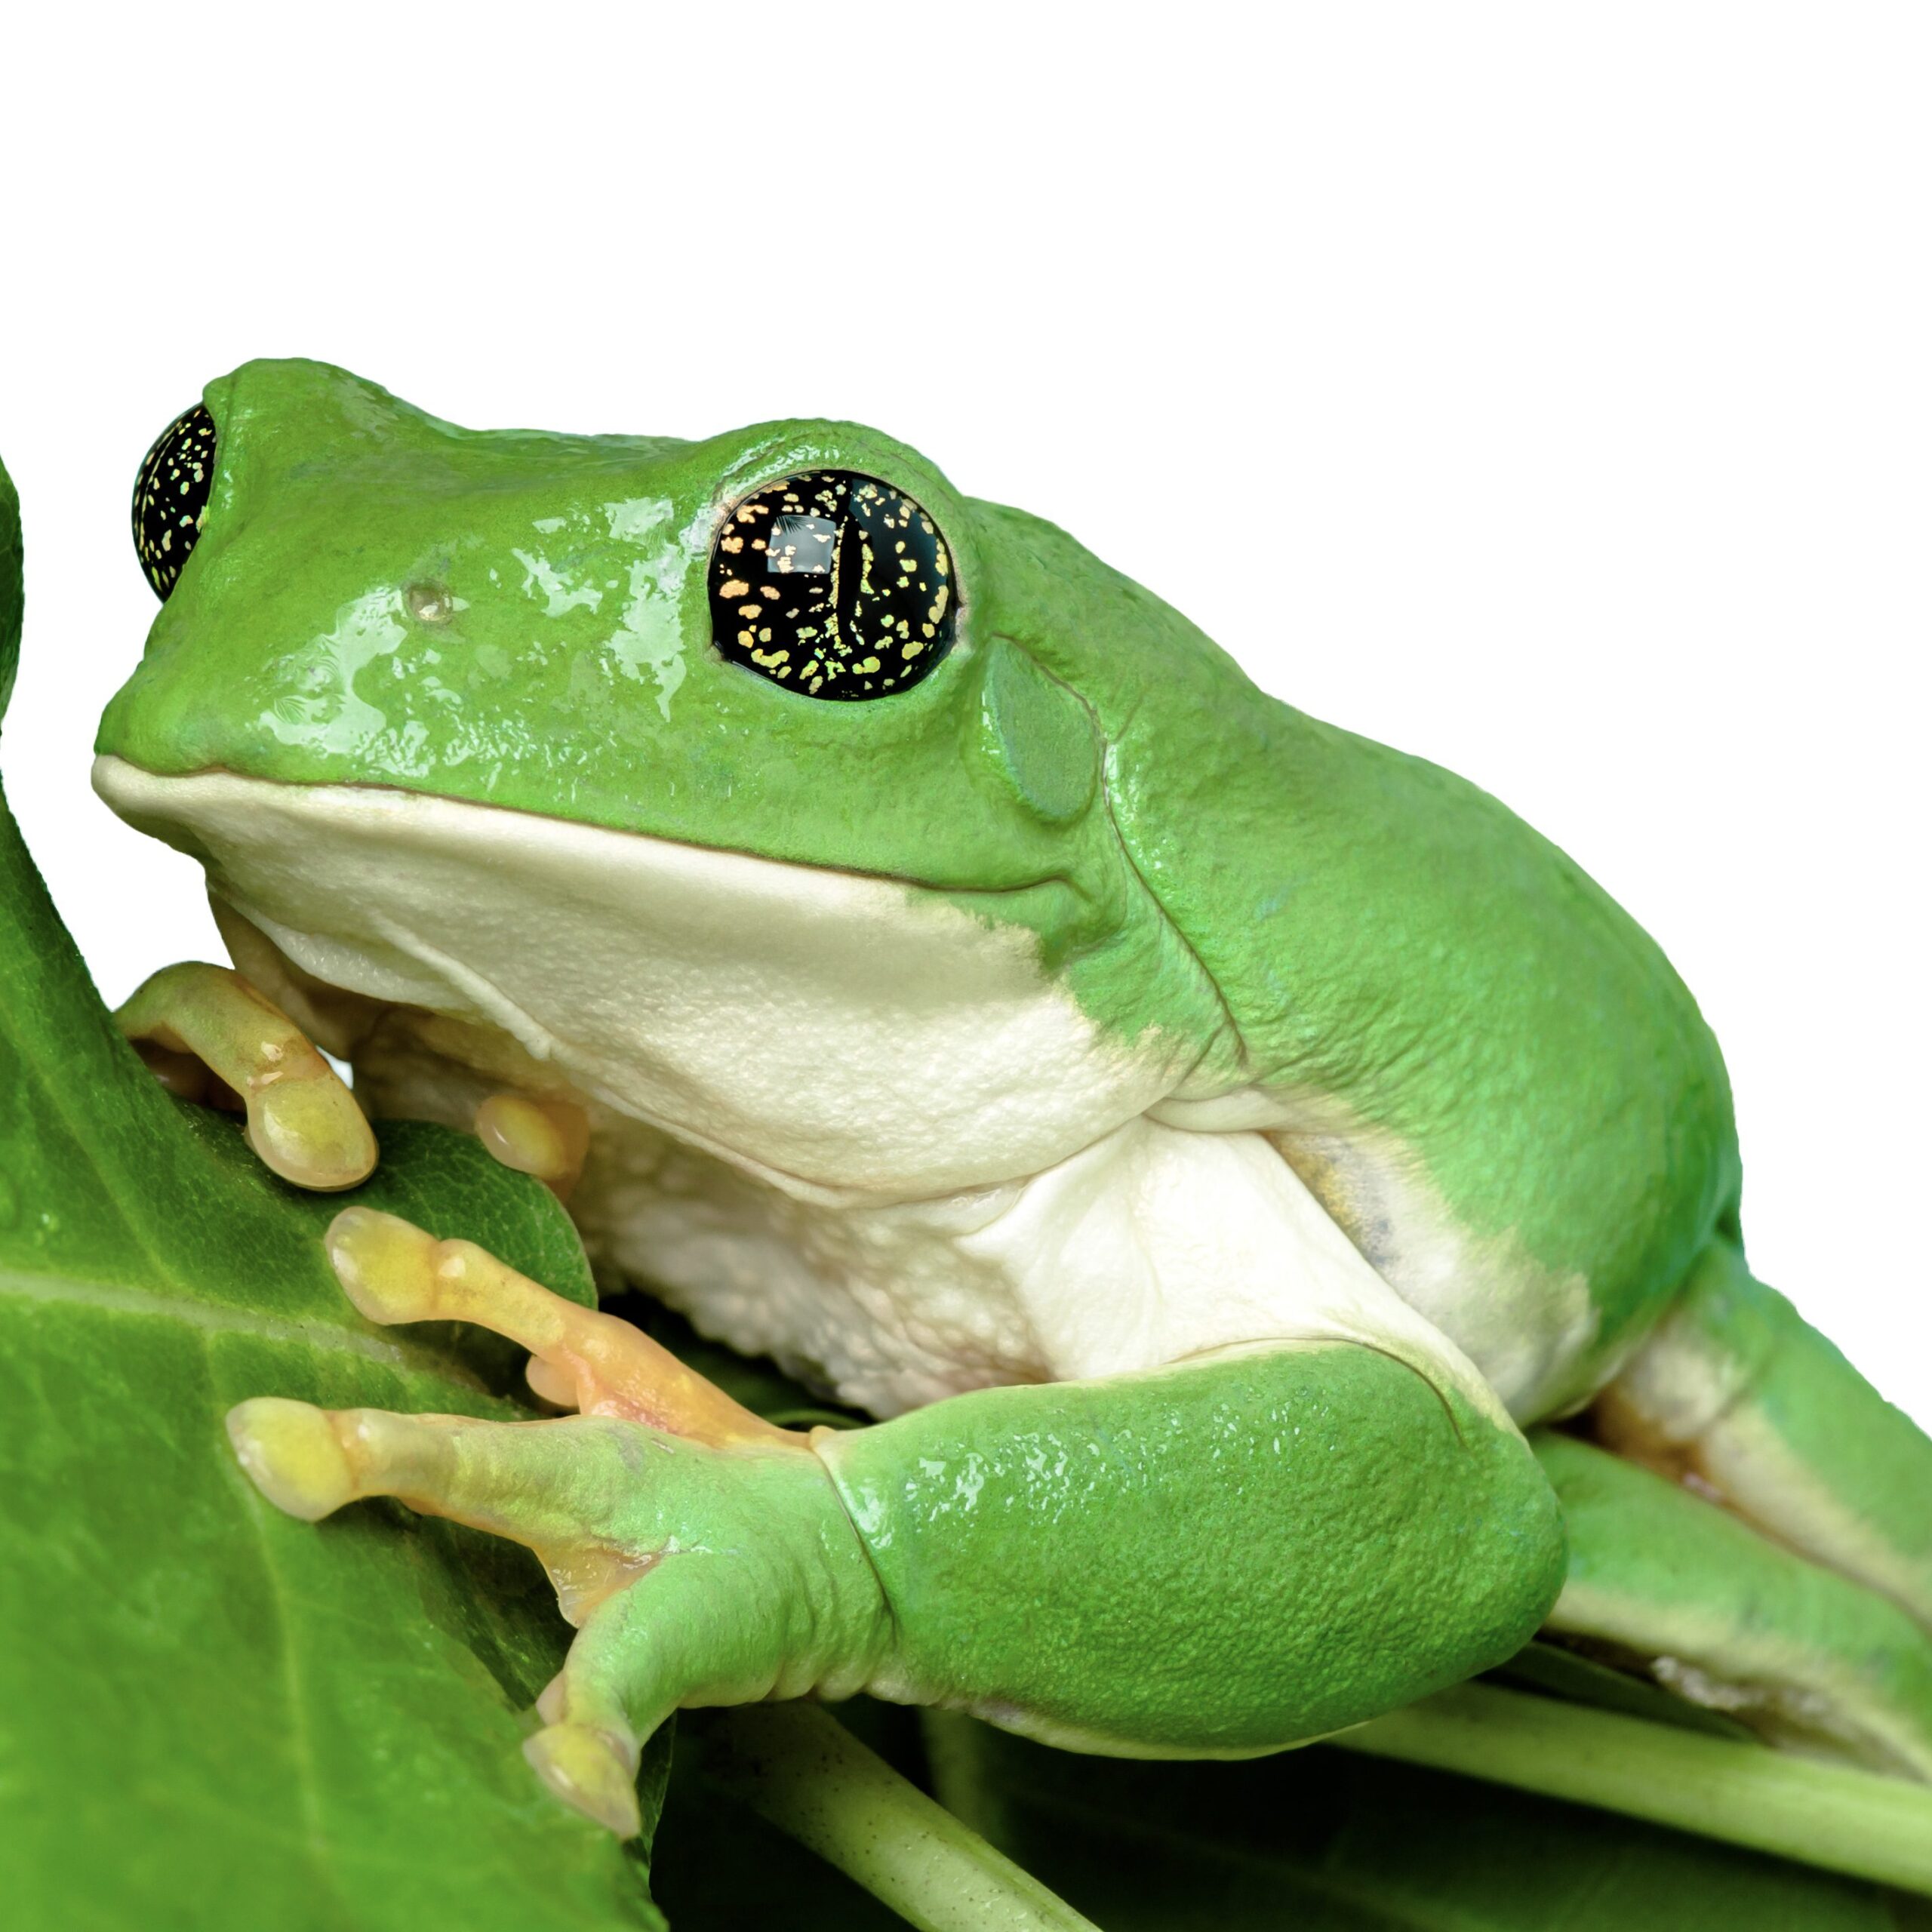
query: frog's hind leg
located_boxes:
[1532,1428,1932,1777]
[1593,1238,1932,1632]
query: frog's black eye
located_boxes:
[709,470,955,700]
[131,404,217,601]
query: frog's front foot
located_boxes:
[226,1208,888,1838]
[115,961,376,1189]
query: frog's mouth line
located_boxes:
[91,755,1186,1206]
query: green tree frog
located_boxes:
[94,361,1932,1838]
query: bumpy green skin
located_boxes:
[100,361,1734,1401]
[820,1346,1565,1752]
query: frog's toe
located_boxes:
[325,1205,789,1447]
[226,1397,357,1521]
[522,1721,644,1839]
[325,1207,447,1324]
[250,1073,380,1191]
[475,1091,590,1198]
[116,961,376,1190]
[225,1400,666,1612]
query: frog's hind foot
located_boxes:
[115,961,376,1190]
[325,1205,789,1448]
[1595,1240,1932,1634]
[1533,1428,1932,1779]
[1565,1238,1932,1778]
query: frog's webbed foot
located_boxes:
[227,1211,884,1838]
[116,961,376,1190]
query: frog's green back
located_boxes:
[970,497,1741,1376]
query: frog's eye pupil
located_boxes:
[709,469,955,700]
[131,403,217,601]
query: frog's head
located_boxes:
[96,360,1247,1197]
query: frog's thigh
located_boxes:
[1595,1241,1932,1630]
[817,1340,1567,1756]
[115,961,375,1189]
[1534,1429,1932,1777]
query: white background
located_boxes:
[1,8,1924,1423]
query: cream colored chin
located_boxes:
[92,756,1181,1200]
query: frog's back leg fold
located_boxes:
[1532,1429,1932,1777]
[1595,1241,1932,1630]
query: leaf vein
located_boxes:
[0,1266,487,1392]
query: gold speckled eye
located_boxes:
[709,470,955,700]
[131,404,217,601]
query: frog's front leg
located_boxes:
[229,1215,1566,1832]
[230,1209,864,1833]
[115,961,375,1189]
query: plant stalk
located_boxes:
[1335,1681,1932,1895]
[694,1703,1099,1932]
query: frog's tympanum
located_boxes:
[97,362,1932,1838]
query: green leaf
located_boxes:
[0,448,660,1928]
[0,453,19,718]
[924,1712,1930,1932]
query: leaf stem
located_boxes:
[694,1704,1099,1932]
[1334,1681,1932,1895]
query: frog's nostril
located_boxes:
[405,581,456,624]
[131,403,217,601]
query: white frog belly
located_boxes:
[598,1112,1511,1423]
[360,1031,1505,1423]
[569,1120,1038,1414]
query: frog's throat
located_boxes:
[91,755,1196,1205]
